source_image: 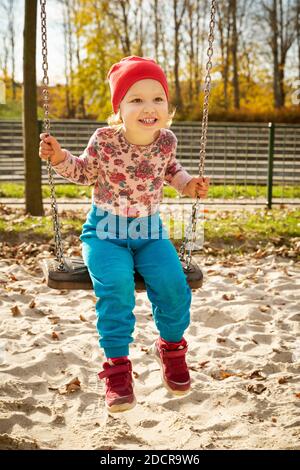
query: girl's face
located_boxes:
[119,79,169,137]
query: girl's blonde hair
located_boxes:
[107,105,176,131]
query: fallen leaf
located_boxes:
[211,369,241,380]
[79,314,87,322]
[11,305,21,316]
[48,316,60,324]
[59,377,81,395]
[133,371,139,379]
[222,293,235,301]
[249,370,267,381]
[227,272,237,278]
[29,300,36,309]
[199,361,210,369]
[278,376,289,384]
[295,393,300,399]
[259,305,271,313]
[216,337,226,343]
[247,383,267,395]
[51,331,59,340]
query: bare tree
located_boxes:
[150,0,169,75]
[0,33,9,79]
[181,0,208,110]
[0,0,16,98]
[230,0,240,109]
[57,0,77,117]
[297,0,300,80]
[262,0,296,108]
[216,0,231,110]
[66,0,76,117]
[23,0,43,215]
[238,1,256,87]
[185,0,196,106]
[60,1,72,117]
[102,0,132,55]
[119,0,131,54]
[172,0,187,112]
[152,0,160,60]
[73,0,86,118]
[133,0,145,56]
[195,0,208,99]
[107,0,131,55]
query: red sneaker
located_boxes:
[98,357,136,413]
[152,337,191,395]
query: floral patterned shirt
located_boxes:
[52,126,193,217]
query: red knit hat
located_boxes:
[107,56,169,113]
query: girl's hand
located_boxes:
[182,176,210,198]
[39,133,66,165]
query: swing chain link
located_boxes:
[40,0,65,271]
[179,0,216,269]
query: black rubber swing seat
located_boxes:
[41,257,203,291]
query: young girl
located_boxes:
[39,56,210,413]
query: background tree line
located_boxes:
[1,0,300,122]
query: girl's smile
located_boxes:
[138,117,159,127]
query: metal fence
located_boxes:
[0,120,299,207]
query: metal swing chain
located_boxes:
[179,0,216,270]
[40,0,65,271]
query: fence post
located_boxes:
[267,122,275,209]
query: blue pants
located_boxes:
[80,204,191,358]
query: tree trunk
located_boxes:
[153,0,159,60]
[120,0,131,55]
[73,0,86,118]
[0,34,9,79]
[173,0,186,112]
[271,0,281,108]
[186,0,195,106]
[231,0,240,109]
[23,0,43,215]
[9,0,16,100]
[133,0,144,56]
[194,0,202,98]
[66,0,76,117]
[278,0,285,106]
[297,0,300,81]
[216,0,231,110]
[62,2,71,117]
